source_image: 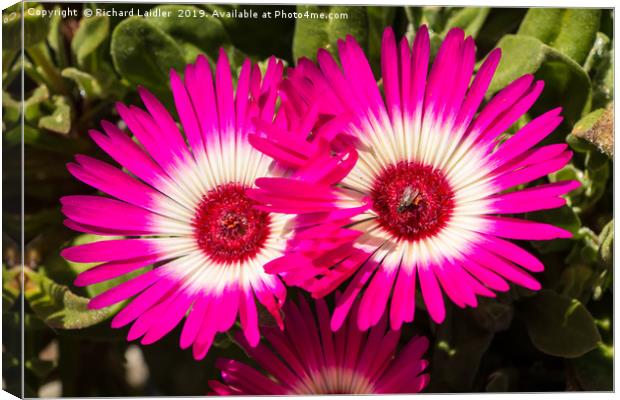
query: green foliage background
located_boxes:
[2,3,614,396]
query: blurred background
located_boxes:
[2,3,614,396]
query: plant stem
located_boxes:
[26,43,68,96]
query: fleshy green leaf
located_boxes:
[38,95,72,134]
[2,265,20,310]
[61,67,103,99]
[583,32,611,73]
[6,125,90,156]
[570,342,613,390]
[517,8,601,65]
[557,264,594,301]
[489,34,592,124]
[47,6,68,69]
[24,269,118,329]
[72,15,110,69]
[25,358,56,380]
[571,105,614,158]
[591,44,613,108]
[442,7,490,38]
[24,84,50,123]
[474,8,527,54]
[598,219,613,269]
[3,5,50,50]
[110,17,185,99]
[430,306,494,391]
[485,368,519,392]
[528,206,580,254]
[293,6,368,62]
[367,6,397,73]
[203,5,295,61]
[520,290,601,358]
[2,91,21,126]
[146,5,230,61]
[2,48,19,84]
[470,298,513,333]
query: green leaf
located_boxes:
[406,7,459,34]
[548,152,608,214]
[24,269,118,329]
[441,7,490,38]
[111,17,185,99]
[591,45,613,108]
[61,67,103,99]
[3,5,50,50]
[598,219,613,269]
[367,6,397,73]
[517,9,601,65]
[24,84,50,123]
[470,298,513,333]
[571,105,613,158]
[520,290,601,358]
[38,95,72,134]
[26,41,70,95]
[485,368,519,392]
[203,5,295,61]
[146,5,230,61]
[528,206,580,254]
[176,41,206,65]
[489,34,592,125]
[429,306,494,391]
[570,342,613,390]
[2,91,21,126]
[47,6,68,69]
[72,15,110,69]
[402,7,469,59]
[6,125,90,156]
[583,32,610,74]
[474,8,527,55]
[292,6,368,62]
[557,264,594,300]
[3,265,20,310]
[2,48,19,84]
[25,358,56,380]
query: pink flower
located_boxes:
[60,50,293,359]
[209,296,430,394]
[249,26,579,331]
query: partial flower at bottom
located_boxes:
[60,51,293,359]
[209,296,429,394]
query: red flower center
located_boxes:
[193,183,271,263]
[370,161,455,242]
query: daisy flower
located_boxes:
[209,296,430,394]
[248,26,579,331]
[60,50,292,359]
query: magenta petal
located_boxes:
[358,266,397,331]
[62,238,159,263]
[111,277,178,328]
[485,216,573,240]
[331,255,380,331]
[61,195,154,233]
[75,254,161,286]
[239,289,260,347]
[88,270,160,309]
[418,265,445,323]
[482,236,545,273]
[141,291,194,345]
[389,266,416,330]
[180,294,210,349]
[170,68,204,153]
